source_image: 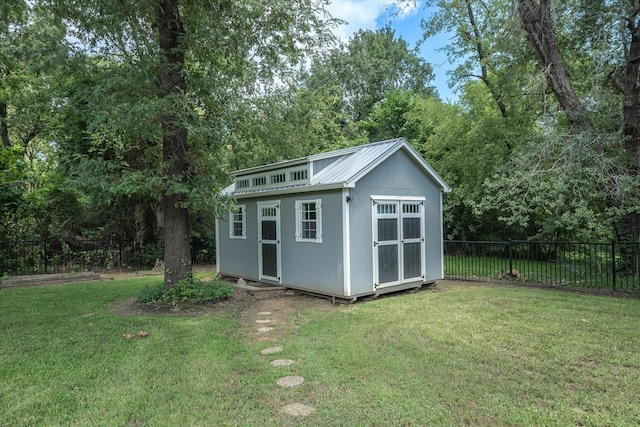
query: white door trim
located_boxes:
[257,200,281,283]
[372,197,426,289]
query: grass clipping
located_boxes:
[122,330,150,339]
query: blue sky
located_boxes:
[325,0,458,102]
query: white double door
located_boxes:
[373,198,425,288]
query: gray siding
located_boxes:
[217,203,260,280]
[218,190,346,295]
[278,190,344,295]
[345,190,374,295]
[348,149,444,294]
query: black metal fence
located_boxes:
[444,240,640,292]
[0,238,216,276]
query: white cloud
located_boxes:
[325,0,420,41]
[394,1,420,18]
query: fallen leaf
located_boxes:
[137,330,149,337]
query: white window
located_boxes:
[295,199,322,243]
[290,170,308,181]
[229,205,246,239]
[253,176,266,186]
[271,173,286,184]
[236,178,249,189]
[377,203,397,215]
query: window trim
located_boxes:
[229,204,246,239]
[295,199,322,243]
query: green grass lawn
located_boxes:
[444,254,636,290]
[1,276,639,426]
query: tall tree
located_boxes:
[304,27,436,123]
[155,0,190,289]
[605,1,640,257]
[48,0,335,287]
[0,1,79,240]
[421,0,530,118]
[516,0,639,262]
[518,0,593,132]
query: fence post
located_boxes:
[508,238,513,274]
[611,240,616,291]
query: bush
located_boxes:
[137,275,234,304]
[137,283,165,303]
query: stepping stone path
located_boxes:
[260,346,282,355]
[255,309,316,417]
[281,403,316,417]
[276,376,304,387]
[270,359,295,367]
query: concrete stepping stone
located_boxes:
[255,319,271,324]
[276,376,304,387]
[261,346,283,355]
[270,359,295,367]
[257,327,274,332]
[257,311,272,316]
[281,403,316,417]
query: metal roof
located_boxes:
[225,138,451,198]
[231,157,307,177]
[311,139,402,185]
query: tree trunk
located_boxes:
[518,0,593,132]
[0,66,9,148]
[0,69,9,148]
[155,0,191,289]
[0,100,9,148]
[619,3,640,268]
[621,3,640,166]
[464,0,508,119]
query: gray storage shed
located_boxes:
[216,138,451,299]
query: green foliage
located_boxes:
[137,275,233,304]
[305,27,436,123]
[475,132,630,241]
[360,88,418,141]
[2,0,638,254]
[0,146,26,231]
[35,0,340,281]
[136,282,165,304]
[399,87,531,240]
[133,242,164,267]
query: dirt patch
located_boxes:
[106,280,340,324]
[99,264,216,282]
[106,286,259,317]
[104,269,455,332]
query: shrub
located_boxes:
[137,275,233,304]
[137,283,165,304]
